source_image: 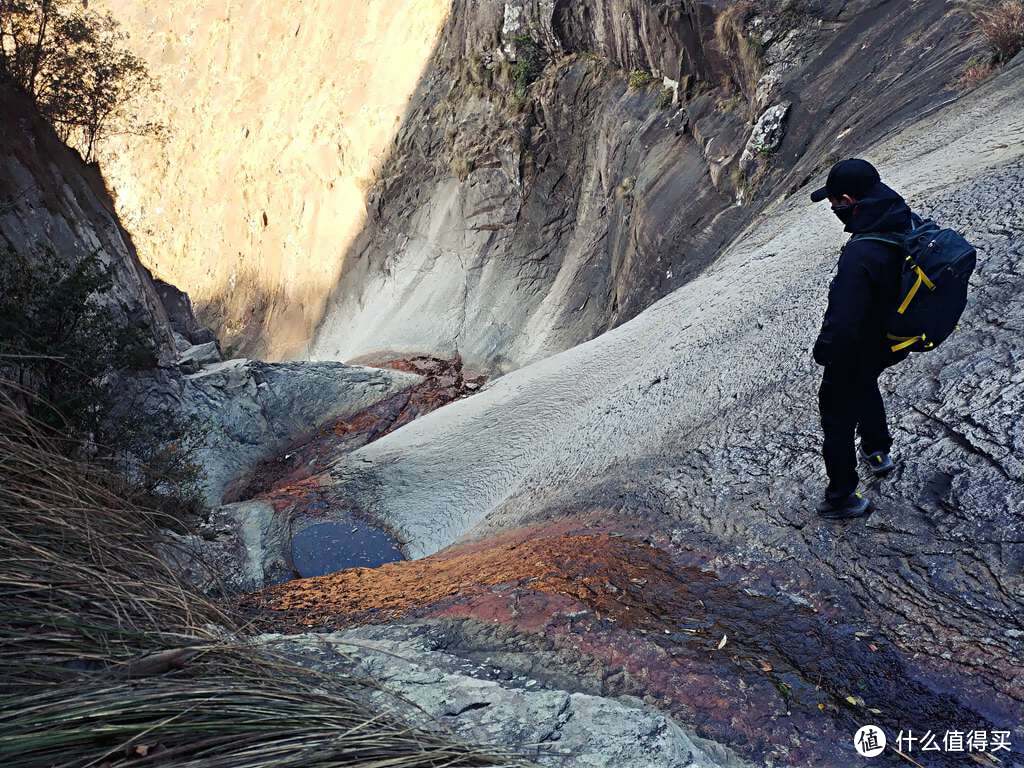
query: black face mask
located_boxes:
[831,202,856,225]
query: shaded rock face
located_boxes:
[153,279,219,348]
[235,354,485,501]
[255,62,1024,765]
[0,84,176,362]
[309,0,978,372]
[132,359,422,509]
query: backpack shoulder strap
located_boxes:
[848,232,904,247]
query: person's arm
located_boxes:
[813,243,873,368]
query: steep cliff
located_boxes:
[0,83,177,361]
[94,0,979,370]
[0,80,424,514]
[92,0,452,359]
[312,0,979,372]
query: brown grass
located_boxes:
[957,58,998,88]
[970,0,1024,63]
[0,390,530,768]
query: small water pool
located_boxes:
[291,520,405,578]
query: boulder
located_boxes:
[739,102,791,174]
[177,341,222,372]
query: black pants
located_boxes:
[818,357,901,501]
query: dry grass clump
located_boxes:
[971,0,1024,62]
[0,390,228,685]
[957,58,998,89]
[0,391,529,768]
[958,0,1024,87]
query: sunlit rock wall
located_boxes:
[93,0,451,359]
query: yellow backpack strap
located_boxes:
[887,333,927,352]
[896,265,936,315]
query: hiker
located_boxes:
[810,159,911,519]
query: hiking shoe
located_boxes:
[859,446,896,477]
[817,491,873,520]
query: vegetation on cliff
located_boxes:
[0,0,158,160]
[959,0,1024,86]
[0,247,207,515]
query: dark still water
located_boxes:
[291,520,405,578]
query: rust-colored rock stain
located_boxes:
[227,354,484,503]
[244,522,999,767]
[249,528,678,628]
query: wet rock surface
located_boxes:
[155,359,421,507]
[248,521,1021,765]
[165,355,481,593]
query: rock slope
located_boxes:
[0,84,177,361]
[258,56,1024,766]
[262,624,756,768]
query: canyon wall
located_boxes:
[92,0,451,359]
[310,0,978,373]
[1,81,424,513]
[93,1,978,370]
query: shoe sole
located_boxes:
[817,501,874,520]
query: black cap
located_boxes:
[810,158,881,202]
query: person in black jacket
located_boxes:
[810,159,911,519]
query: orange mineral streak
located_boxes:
[230,355,485,502]
[252,527,680,628]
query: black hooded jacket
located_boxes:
[813,182,912,370]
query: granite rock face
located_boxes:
[738,102,791,178]
[308,0,979,372]
[162,500,286,594]
[90,1,979,370]
[91,0,452,359]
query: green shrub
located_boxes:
[657,86,675,109]
[628,68,655,89]
[510,35,546,97]
[0,247,208,515]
